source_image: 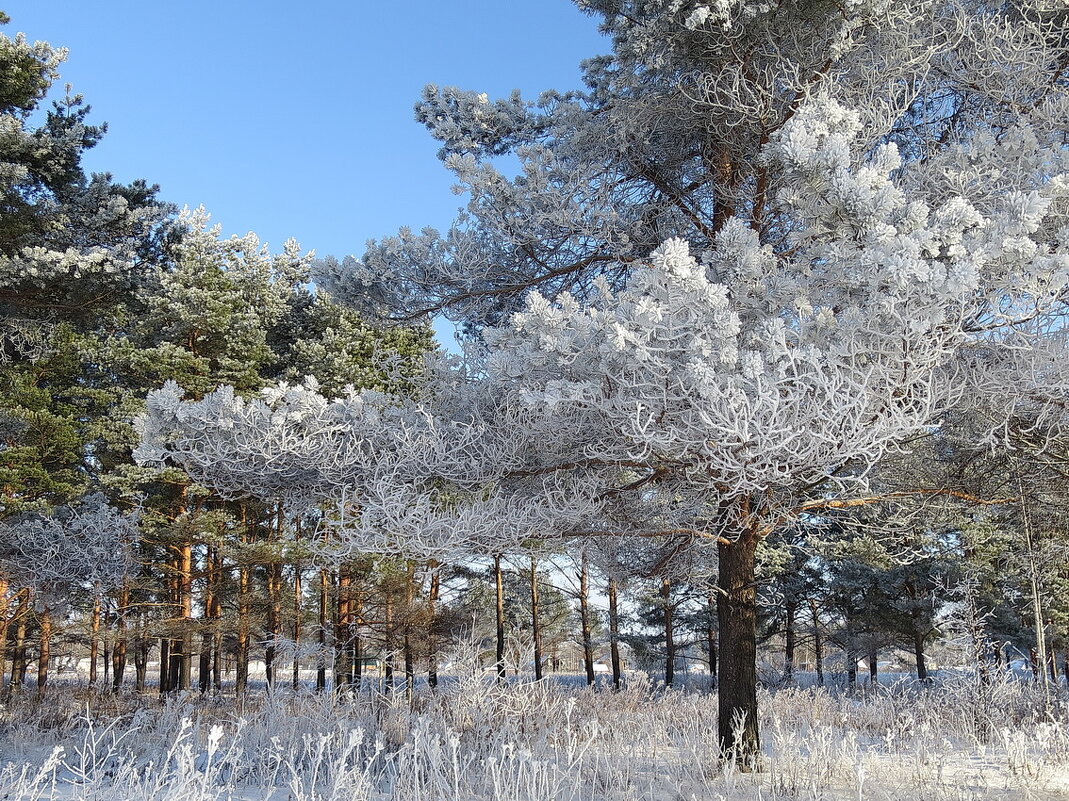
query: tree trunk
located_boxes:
[134,630,148,692]
[102,605,111,687]
[9,589,29,692]
[36,606,52,693]
[317,568,329,692]
[236,558,250,695]
[579,552,595,686]
[0,581,9,685]
[292,518,303,691]
[89,596,101,687]
[808,598,823,686]
[404,562,415,701]
[428,563,440,689]
[609,577,622,690]
[706,592,718,687]
[178,542,193,691]
[716,525,760,767]
[158,637,170,694]
[353,588,363,687]
[266,560,282,689]
[661,577,675,687]
[530,556,543,681]
[913,626,928,681]
[335,567,352,690]
[112,583,129,691]
[783,601,796,682]
[494,554,506,681]
[869,646,878,684]
[845,613,857,685]
[383,588,394,689]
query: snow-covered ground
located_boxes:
[0,668,1066,800]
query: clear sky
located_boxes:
[5,1,607,260]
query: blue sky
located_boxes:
[6,1,606,260]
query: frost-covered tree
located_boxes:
[0,17,172,359]
[140,1,1069,766]
[0,493,137,689]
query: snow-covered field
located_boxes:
[0,670,1066,800]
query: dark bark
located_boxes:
[661,578,675,687]
[112,584,129,691]
[134,632,149,692]
[236,557,250,694]
[869,646,878,684]
[913,626,928,681]
[335,567,352,690]
[428,564,440,689]
[158,637,170,694]
[706,592,718,686]
[36,606,51,693]
[89,597,100,686]
[579,552,595,686]
[495,554,506,681]
[845,613,857,685]
[716,525,760,767]
[808,598,823,686]
[317,568,329,692]
[292,520,302,691]
[783,601,796,682]
[609,577,622,690]
[404,563,415,701]
[530,556,543,681]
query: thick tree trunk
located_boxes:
[869,646,878,684]
[530,556,543,681]
[36,606,52,693]
[706,592,718,687]
[716,525,760,767]
[661,578,675,688]
[579,552,595,686]
[608,577,622,690]
[494,554,506,681]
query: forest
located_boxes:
[1,1,1069,799]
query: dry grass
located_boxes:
[0,667,1066,800]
